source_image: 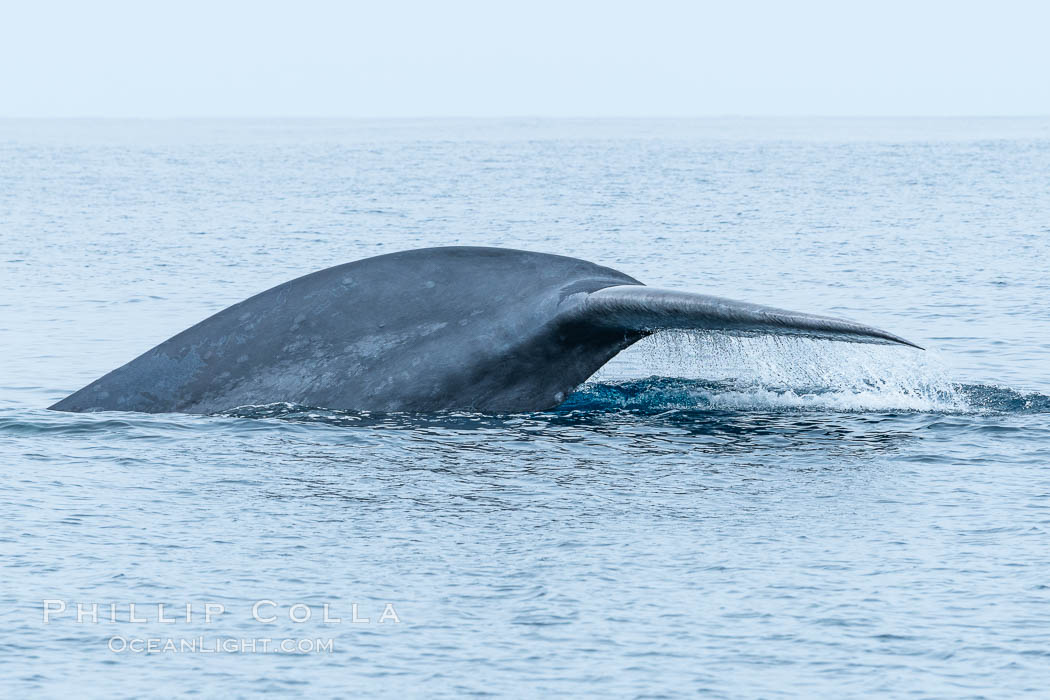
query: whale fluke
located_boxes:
[49,246,920,414]
[565,285,923,349]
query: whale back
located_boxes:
[50,247,643,413]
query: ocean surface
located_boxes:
[2,118,1049,697]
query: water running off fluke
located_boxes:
[574,331,1042,414]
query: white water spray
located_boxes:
[590,331,967,412]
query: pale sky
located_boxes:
[2,0,1047,117]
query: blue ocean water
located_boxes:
[1,118,1049,697]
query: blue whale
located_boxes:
[50,246,920,413]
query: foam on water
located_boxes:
[560,378,1050,415]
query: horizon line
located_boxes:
[2,114,1049,121]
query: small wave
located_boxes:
[0,408,308,437]
[956,383,1050,414]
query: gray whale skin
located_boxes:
[50,246,920,414]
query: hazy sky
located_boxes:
[2,0,1047,117]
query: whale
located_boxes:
[49,246,921,414]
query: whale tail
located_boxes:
[47,247,922,414]
[563,285,922,349]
